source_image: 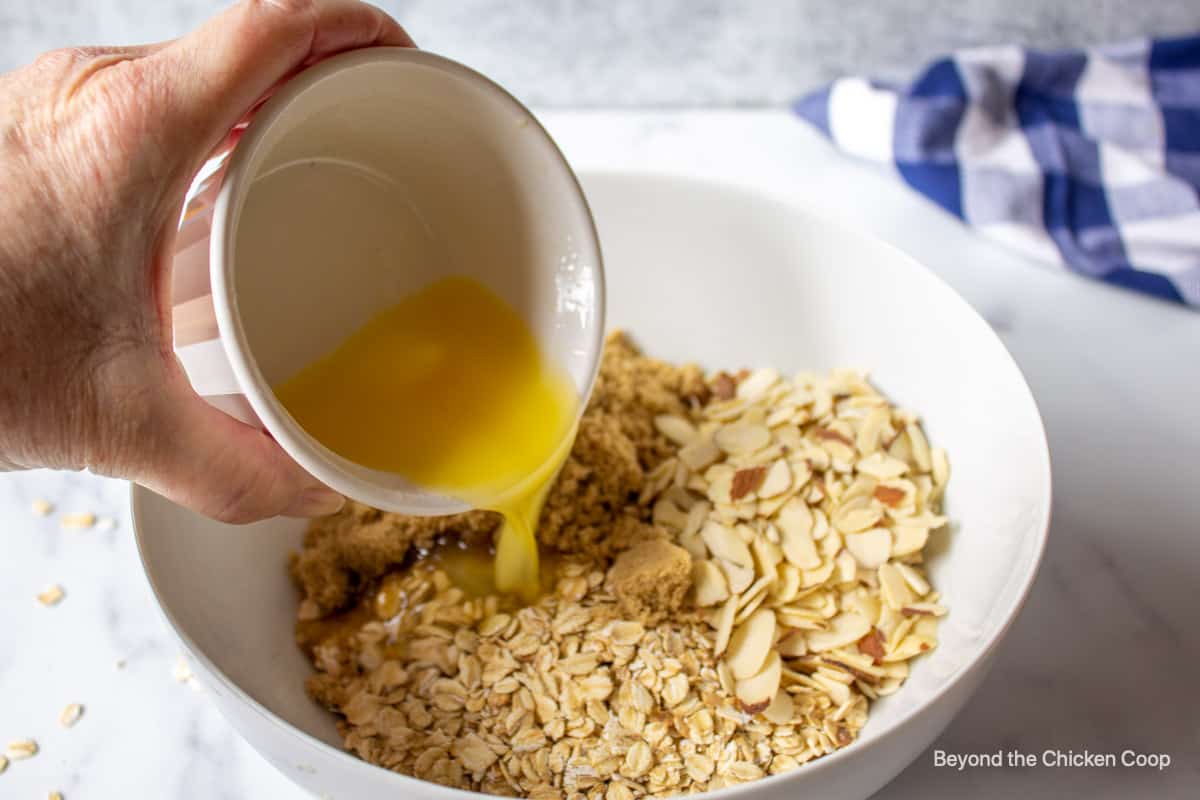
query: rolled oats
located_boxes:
[36,584,65,606]
[5,739,37,760]
[59,703,84,728]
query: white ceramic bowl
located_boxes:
[134,172,1051,800]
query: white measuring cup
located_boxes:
[169,48,605,515]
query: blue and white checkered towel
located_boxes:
[795,35,1200,307]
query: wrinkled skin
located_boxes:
[0,0,413,522]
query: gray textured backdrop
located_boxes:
[2,0,1198,105]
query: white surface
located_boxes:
[131,170,1050,800]
[1,111,1197,799]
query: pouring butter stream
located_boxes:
[274,276,578,600]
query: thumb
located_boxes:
[148,0,413,167]
[134,373,344,524]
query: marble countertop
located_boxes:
[2,111,1198,799]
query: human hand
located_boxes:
[0,0,413,522]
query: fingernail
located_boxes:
[284,487,345,518]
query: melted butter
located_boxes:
[274,276,576,599]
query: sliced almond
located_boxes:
[725,608,776,679]
[873,483,908,508]
[683,500,710,537]
[902,602,947,618]
[718,558,755,595]
[844,590,880,625]
[706,397,748,421]
[806,613,871,653]
[931,447,950,487]
[855,407,889,456]
[770,564,801,604]
[690,560,730,607]
[799,559,836,588]
[711,371,737,401]
[761,687,795,724]
[655,414,699,446]
[735,650,781,714]
[756,490,792,519]
[714,422,770,455]
[777,628,808,657]
[857,628,887,663]
[734,587,770,625]
[895,562,931,597]
[811,508,830,541]
[652,497,688,531]
[640,459,676,504]
[812,671,852,705]
[678,530,707,561]
[835,549,857,583]
[877,563,914,611]
[757,460,792,499]
[856,453,909,480]
[736,576,773,612]
[663,484,697,511]
[774,425,804,452]
[884,634,936,662]
[713,595,738,656]
[749,536,783,577]
[766,406,795,428]
[736,367,780,401]
[700,520,753,569]
[730,466,767,501]
[833,499,882,534]
[775,604,824,629]
[679,435,722,472]
[906,423,932,472]
[776,499,821,569]
[891,524,930,557]
[717,659,736,695]
[704,464,736,505]
[844,528,892,568]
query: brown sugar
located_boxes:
[606,538,692,625]
[289,331,703,614]
[290,501,499,615]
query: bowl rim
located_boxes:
[136,169,1052,799]
[207,46,607,516]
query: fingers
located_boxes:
[146,0,413,163]
[134,374,344,524]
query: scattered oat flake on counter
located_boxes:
[50,792,64,800]
[0,754,7,774]
[5,739,37,760]
[96,516,117,531]
[31,498,54,516]
[59,703,84,728]
[173,655,193,683]
[59,512,95,530]
[37,584,65,606]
